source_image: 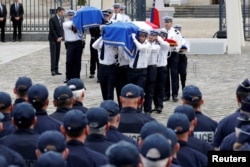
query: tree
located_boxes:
[78,0,87,6]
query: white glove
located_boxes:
[132,33,136,39]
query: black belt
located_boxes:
[99,63,116,67]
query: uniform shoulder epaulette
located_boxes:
[175,29,179,34]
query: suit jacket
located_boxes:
[0,3,7,21]
[48,14,64,42]
[10,2,24,21]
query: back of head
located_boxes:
[182,85,202,108]
[13,102,35,129]
[63,109,88,138]
[53,86,73,107]
[106,141,139,167]
[15,76,32,96]
[120,84,140,108]
[167,113,190,135]
[37,151,66,167]
[236,79,250,102]
[28,84,49,110]
[67,78,86,100]
[37,130,66,153]
[100,100,120,118]
[140,121,168,141]
[140,134,171,167]
[240,95,250,113]
[174,105,195,122]
[0,91,12,111]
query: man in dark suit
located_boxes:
[10,0,24,42]
[48,7,64,76]
[0,2,7,42]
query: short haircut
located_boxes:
[56,7,64,13]
[54,99,72,108]
[65,128,84,138]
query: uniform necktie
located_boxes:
[133,50,140,68]
[59,17,62,27]
[100,43,105,60]
[114,14,117,20]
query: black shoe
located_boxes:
[55,72,62,75]
[156,107,163,114]
[13,39,16,42]
[63,79,69,83]
[172,95,178,102]
[97,79,100,83]
[18,39,22,42]
[51,71,56,76]
[2,40,6,42]
[163,96,170,101]
[89,75,94,78]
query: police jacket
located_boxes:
[0,113,12,138]
[188,134,214,155]
[0,145,26,167]
[49,107,71,122]
[171,158,183,167]
[34,109,61,134]
[85,133,113,155]
[177,140,207,167]
[193,111,218,144]
[219,132,236,151]
[0,128,39,165]
[118,107,155,141]
[213,109,240,147]
[106,126,138,148]
[67,139,108,167]
[72,101,88,114]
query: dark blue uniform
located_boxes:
[13,98,26,105]
[219,132,236,151]
[49,107,71,122]
[177,140,207,167]
[154,66,167,110]
[106,126,138,147]
[85,133,113,155]
[213,109,240,147]
[72,101,88,114]
[0,128,39,166]
[34,109,61,134]
[188,135,214,155]
[193,111,218,144]
[118,107,155,141]
[67,139,108,167]
[0,113,12,138]
[171,158,183,167]
[0,145,26,167]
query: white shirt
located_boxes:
[92,37,117,65]
[121,13,131,22]
[148,41,160,66]
[129,37,151,69]
[111,13,123,22]
[164,27,182,52]
[63,20,81,42]
[179,36,191,54]
[118,46,129,66]
[156,36,170,67]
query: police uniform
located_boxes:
[111,3,123,22]
[144,30,160,114]
[92,37,118,100]
[0,113,11,138]
[219,132,236,151]
[153,32,170,113]
[163,16,183,102]
[0,92,12,138]
[0,145,26,167]
[120,5,131,22]
[127,30,151,90]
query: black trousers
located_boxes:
[0,20,6,41]
[115,65,128,106]
[99,64,117,100]
[12,19,22,40]
[66,40,83,80]
[178,54,188,89]
[127,68,147,91]
[144,65,157,113]
[165,52,179,97]
[49,40,61,73]
[90,38,99,77]
[154,66,167,109]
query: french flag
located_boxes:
[102,21,159,58]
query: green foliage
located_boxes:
[78,0,86,6]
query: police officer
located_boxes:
[118,84,155,142]
[120,5,131,22]
[174,105,214,155]
[100,100,138,147]
[0,92,12,137]
[61,109,108,166]
[213,79,250,149]
[49,86,74,122]
[111,3,122,22]
[0,102,39,166]
[27,84,61,134]
[182,85,218,144]
[163,16,182,102]
[85,107,113,155]
[167,113,207,167]
[66,78,88,113]
[127,29,151,90]
[13,76,32,105]
[63,10,83,83]
[92,35,118,100]
[144,30,160,114]
[153,29,170,113]
[174,24,190,90]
